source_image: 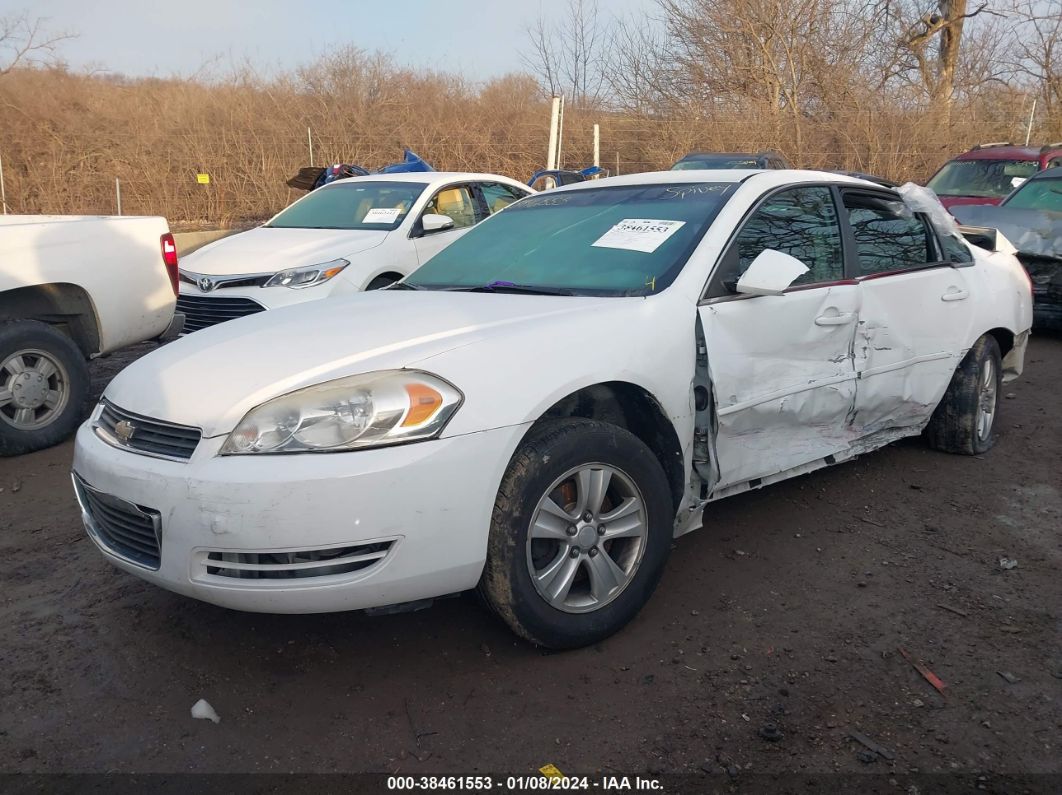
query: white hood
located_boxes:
[104,291,605,437]
[180,226,389,276]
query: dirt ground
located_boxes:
[1,337,1059,791]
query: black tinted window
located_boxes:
[731,186,844,286]
[844,194,933,275]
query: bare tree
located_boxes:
[891,0,1004,108]
[523,0,607,108]
[0,12,74,76]
[1008,0,1062,136]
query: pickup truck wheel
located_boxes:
[479,419,673,649]
[925,334,1002,455]
[0,321,90,456]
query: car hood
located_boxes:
[938,195,1003,210]
[180,227,389,276]
[951,204,1062,259]
[104,291,610,437]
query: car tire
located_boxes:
[0,320,90,457]
[924,334,1002,455]
[478,418,674,649]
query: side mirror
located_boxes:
[421,213,455,234]
[736,249,810,296]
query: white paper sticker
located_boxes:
[591,219,686,253]
[362,207,402,224]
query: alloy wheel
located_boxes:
[525,463,648,614]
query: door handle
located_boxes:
[941,288,970,302]
[815,311,856,326]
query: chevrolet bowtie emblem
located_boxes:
[114,420,136,444]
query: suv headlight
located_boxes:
[220,371,462,455]
[264,258,348,289]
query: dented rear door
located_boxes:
[840,191,974,434]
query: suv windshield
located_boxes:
[406,182,735,296]
[673,157,760,170]
[266,181,428,230]
[1003,174,1062,212]
[927,160,1039,198]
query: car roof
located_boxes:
[955,144,1062,161]
[315,172,527,187]
[1027,165,1062,180]
[678,151,775,159]
[548,168,880,192]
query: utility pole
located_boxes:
[593,124,600,174]
[546,97,561,171]
[0,152,7,214]
[1024,98,1037,146]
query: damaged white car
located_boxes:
[72,170,1032,649]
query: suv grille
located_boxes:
[200,541,395,580]
[176,294,266,333]
[95,401,201,461]
[73,475,161,570]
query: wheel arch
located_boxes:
[0,284,100,357]
[366,271,404,289]
[526,381,686,513]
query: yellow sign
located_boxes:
[539,764,564,782]
[196,173,210,185]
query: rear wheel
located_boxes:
[925,334,1002,455]
[0,321,90,456]
[478,419,674,649]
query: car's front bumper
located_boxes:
[71,420,528,613]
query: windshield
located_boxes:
[1003,175,1062,212]
[266,181,427,230]
[406,182,735,296]
[673,156,760,170]
[927,159,1039,198]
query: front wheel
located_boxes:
[478,419,674,649]
[0,320,90,456]
[925,334,1002,455]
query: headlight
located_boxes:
[264,259,348,289]
[220,370,462,455]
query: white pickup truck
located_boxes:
[0,215,181,455]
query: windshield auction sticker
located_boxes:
[362,207,403,224]
[591,219,686,253]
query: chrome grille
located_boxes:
[201,541,395,580]
[95,401,201,461]
[73,475,161,570]
[176,294,266,333]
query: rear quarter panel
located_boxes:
[964,245,1033,363]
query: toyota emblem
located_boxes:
[197,276,216,292]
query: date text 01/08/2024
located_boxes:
[386,775,663,791]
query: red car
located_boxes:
[926,142,1062,209]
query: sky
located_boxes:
[10,0,653,81]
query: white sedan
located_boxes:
[175,172,532,332]
[72,170,1032,649]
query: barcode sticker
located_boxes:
[592,218,686,253]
